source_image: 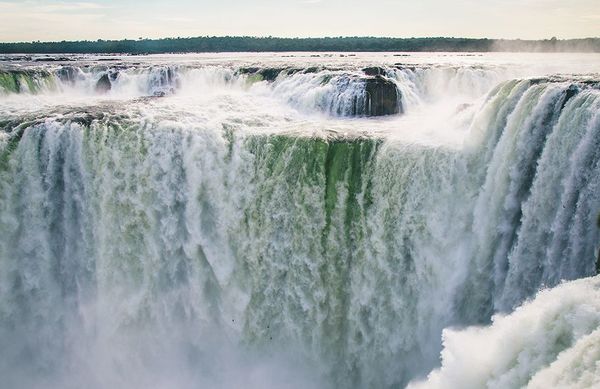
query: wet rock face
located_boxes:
[238,67,285,82]
[363,66,386,76]
[363,76,401,116]
[259,68,284,82]
[95,73,111,93]
[57,66,78,84]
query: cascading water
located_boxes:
[0,53,599,389]
[408,276,600,389]
[0,62,514,115]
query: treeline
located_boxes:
[0,36,599,54]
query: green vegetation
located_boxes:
[0,36,599,54]
[0,70,54,94]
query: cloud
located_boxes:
[0,2,18,9]
[156,16,196,23]
[0,1,108,13]
[35,2,108,12]
[0,0,111,41]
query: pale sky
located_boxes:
[0,0,598,42]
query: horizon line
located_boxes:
[1,35,600,45]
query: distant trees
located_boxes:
[0,36,598,54]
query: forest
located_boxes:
[0,36,599,54]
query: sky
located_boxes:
[0,0,598,42]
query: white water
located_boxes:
[0,63,501,117]
[0,53,599,389]
[407,276,600,389]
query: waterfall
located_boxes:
[0,57,599,388]
[0,64,516,116]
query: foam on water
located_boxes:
[407,276,600,389]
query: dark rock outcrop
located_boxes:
[363,67,386,76]
[259,68,284,82]
[238,67,285,82]
[363,76,401,116]
[34,57,72,62]
[560,85,579,110]
[394,64,418,71]
[95,74,111,93]
[238,67,260,74]
[303,67,320,74]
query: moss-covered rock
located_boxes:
[238,67,285,82]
